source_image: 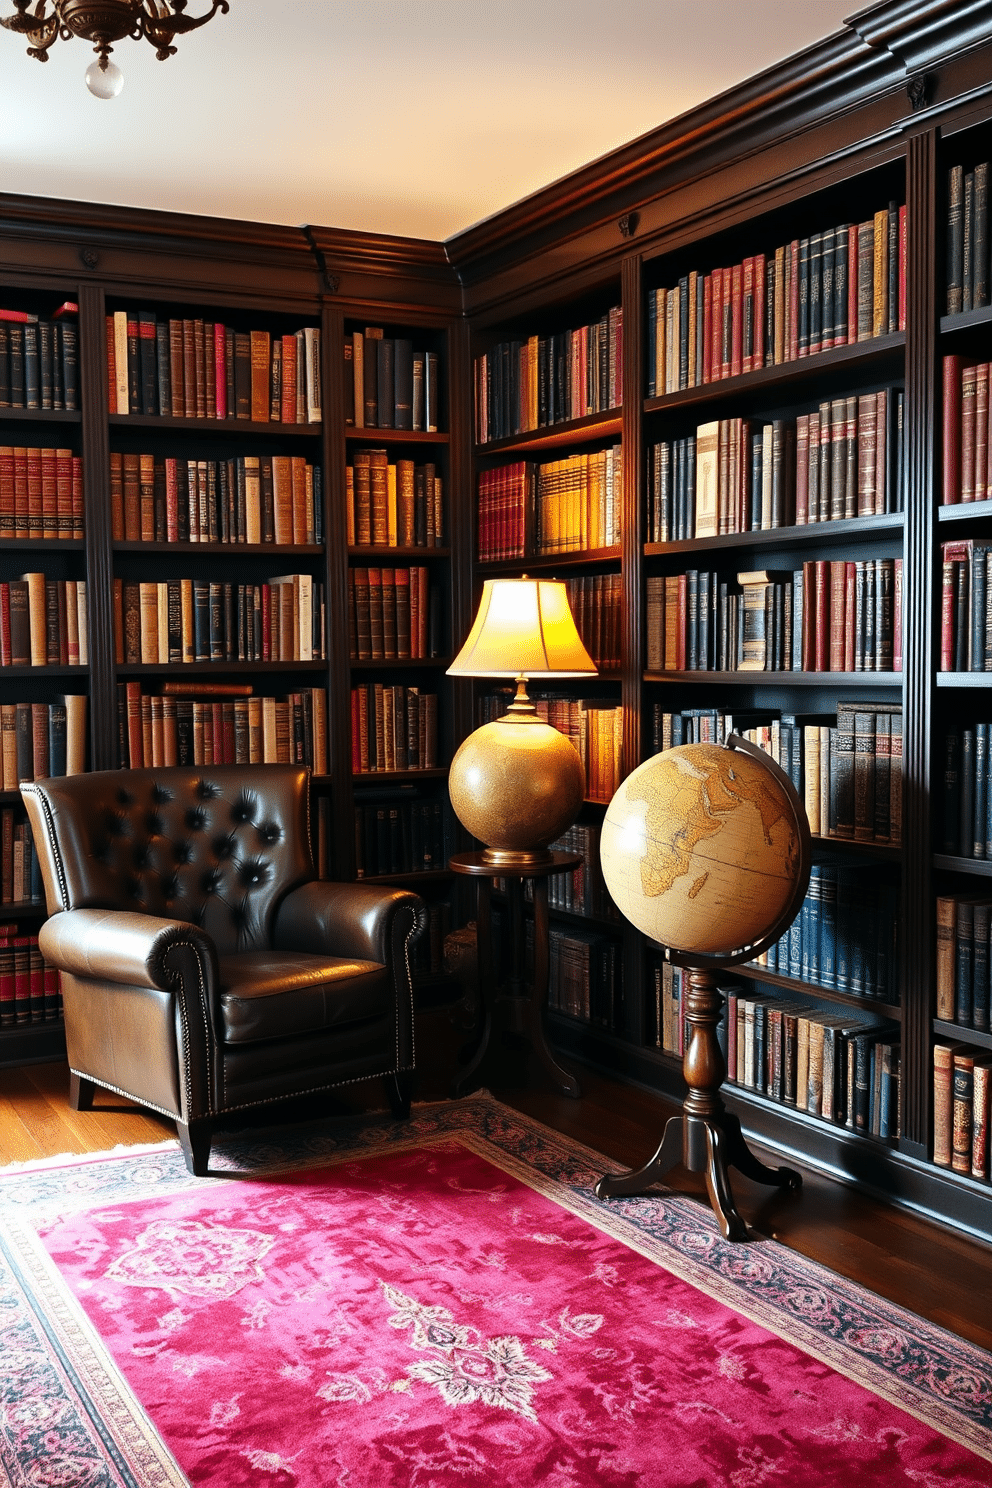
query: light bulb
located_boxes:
[85,58,124,99]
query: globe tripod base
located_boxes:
[594,965,802,1242]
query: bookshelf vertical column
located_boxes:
[901,124,939,1160]
[77,282,116,770]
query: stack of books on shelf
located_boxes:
[1,445,84,539]
[347,452,443,547]
[935,894,991,1033]
[110,452,322,546]
[941,355,992,505]
[756,861,900,1001]
[940,540,992,669]
[474,306,623,443]
[946,162,989,315]
[648,391,904,541]
[476,446,622,561]
[565,574,621,671]
[545,823,620,921]
[105,312,321,423]
[645,560,901,673]
[0,574,88,668]
[0,813,40,906]
[0,927,63,1027]
[0,303,78,412]
[649,701,902,845]
[353,789,453,878]
[720,984,901,1138]
[112,575,324,665]
[543,922,622,1031]
[933,1042,990,1181]
[350,686,438,774]
[646,202,906,396]
[348,566,438,660]
[347,328,440,432]
[0,697,87,785]
[940,723,992,859]
[115,682,327,773]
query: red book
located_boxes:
[961,361,978,502]
[976,363,990,503]
[125,680,143,768]
[844,562,857,671]
[676,573,687,669]
[0,308,38,323]
[164,457,179,543]
[741,256,754,374]
[730,264,743,378]
[801,560,816,672]
[71,455,83,539]
[0,584,10,667]
[213,322,227,420]
[795,414,809,525]
[754,253,766,370]
[280,334,297,424]
[40,446,57,539]
[814,560,829,672]
[943,354,966,505]
[0,444,14,538]
[829,560,847,672]
[55,447,72,536]
[350,690,361,773]
[26,445,42,539]
[51,301,78,320]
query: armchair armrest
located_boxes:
[39,908,218,993]
[272,881,428,965]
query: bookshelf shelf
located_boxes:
[933,854,992,877]
[937,498,992,526]
[478,547,622,575]
[348,546,450,561]
[116,660,328,676]
[644,670,903,686]
[645,513,904,559]
[935,673,992,688]
[108,413,322,438]
[934,1019,992,1053]
[346,428,449,447]
[350,657,451,670]
[352,768,449,784]
[474,409,622,458]
[0,408,81,425]
[736,962,901,1020]
[113,541,324,557]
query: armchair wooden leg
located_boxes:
[176,1121,213,1176]
[385,1070,414,1121]
[68,1072,96,1111]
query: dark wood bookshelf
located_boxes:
[114,541,324,556]
[108,413,322,438]
[645,513,904,558]
[934,1019,992,1053]
[474,409,622,458]
[0,408,81,424]
[643,670,904,686]
[345,428,449,446]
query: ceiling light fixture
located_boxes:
[0,0,229,98]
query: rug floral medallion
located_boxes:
[1,1094,991,1487]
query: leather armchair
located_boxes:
[22,765,427,1175]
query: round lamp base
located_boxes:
[448,715,585,860]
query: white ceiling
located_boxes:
[1,1,857,242]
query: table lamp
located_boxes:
[446,577,598,869]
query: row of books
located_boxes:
[116,683,328,774]
[0,303,78,412]
[645,559,902,674]
[722,986,900,1137]
[346,452,443,548]
[109,452,322,547]
[0,928,62,1027]
[941,356,992,505]
[113,575,324,666]
[940,540,992,671]
[480,692,624,803]
[566,573,622,671]
[946,162,989,316]
[933,1043,991,1180]
[346,329,441,432]
[545,823,621,922]
[476,446,623,562]
[0,812,40,906]
[0,576,88,668]
[350,685,438,775]
[650,702,903,845]
[935,894,992,1032]
[353,791,453,878]
[474,308,623,444]
[757,863,900,1001]
[348,567,439,661]
[545,923,622,1031]
[647,391,904,542]
[941,724,992,861]
[0,697,87,787]
[105,312,321,424]
[0,445,85,539]
[646,204,907,396]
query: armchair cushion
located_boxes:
[218,952,389,1043]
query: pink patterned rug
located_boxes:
[2,1095,991,1486]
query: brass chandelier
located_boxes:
[0,0,229,97]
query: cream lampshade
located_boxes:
[446,577,598,868]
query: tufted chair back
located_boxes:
[27,765,312,957]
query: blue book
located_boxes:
[878,1043,898,1140]
[686,570,699,669]
[955,897,974,1025]
[807,866,822,985]
[819,864,837,989]
[961,727,975,857]
[698,570,711,670]
[800,889,813,982]
[972,900,990,1032]
[789,894,803,978]
[835,870,851,991]
[976,723,989,857]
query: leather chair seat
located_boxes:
[219,952,389,1043]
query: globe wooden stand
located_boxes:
[595,963,801,1242]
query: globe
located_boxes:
[599,740,809,961]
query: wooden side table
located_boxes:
[448,850,582,1100]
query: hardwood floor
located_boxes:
[3,1016,991,1356]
